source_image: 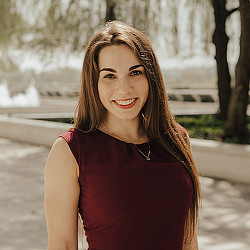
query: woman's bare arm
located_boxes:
[44,137,80,250]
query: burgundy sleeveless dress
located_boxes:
[59,127,193,250]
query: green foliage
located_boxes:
[0,0,27,48]
[0,0,28,71]
[176,114,250,144]
[0,0,217,61]
[0,0,106,57]
[27,0,106,54]
[36,117,74,124]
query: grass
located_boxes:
[176,114,250,144]
[37,117,74,124]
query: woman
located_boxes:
[44,21,201,250]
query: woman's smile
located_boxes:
[112,98,137,109]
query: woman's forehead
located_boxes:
[98,44,140,70]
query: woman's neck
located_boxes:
[99,115,148,144]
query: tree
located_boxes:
[0,0,26,70]
[224,0,250,142]
[25,0,104,54]
[211,0,238,120]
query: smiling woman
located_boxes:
[44,21,201,250]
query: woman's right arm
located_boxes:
[44,137,80,250]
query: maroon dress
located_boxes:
[59,127,193,250]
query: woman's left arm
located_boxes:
[182,230,198,250]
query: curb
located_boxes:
[190,138,250,184]
[0,115,71,147]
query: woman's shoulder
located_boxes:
[176,123,190,145]
[59,128,96,141]
[58,128,82,165]
[58,128,101,160]
[59,128,77,142]
[176,123,187,136]
[59,128,89,144]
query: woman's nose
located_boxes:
[116,77,132,94]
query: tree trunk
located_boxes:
[105,0,116,22]
[224,0,250,142]
[211,0,231,120]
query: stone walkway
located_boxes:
[0,137,249,250]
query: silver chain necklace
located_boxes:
[102,123,151,161]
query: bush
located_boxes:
[176,114,250,144]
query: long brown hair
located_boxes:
[75,21,201,244]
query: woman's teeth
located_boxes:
[115,98,136,106]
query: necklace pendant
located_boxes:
[103,123,151,162]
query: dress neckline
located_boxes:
[96,128,150,146]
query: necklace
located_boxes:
[102,123,151,161]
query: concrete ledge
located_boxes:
[191,138,250,184]
[0,115,249,184]
[0,115,71,147]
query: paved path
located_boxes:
[0,138,250,250]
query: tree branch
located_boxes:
[226,7,239,18]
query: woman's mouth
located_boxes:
[112,98,137,109]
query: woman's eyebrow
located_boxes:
[99,68,117,73]
[129,64,143,71]
[99,64,143,73]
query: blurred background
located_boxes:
[0,0,249,142]
[0,0,249,249]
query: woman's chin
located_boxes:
[106,112,141,123]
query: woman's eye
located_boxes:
[130,70,142,76]
[104,74,115,79]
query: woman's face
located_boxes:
[98,44,149,124]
